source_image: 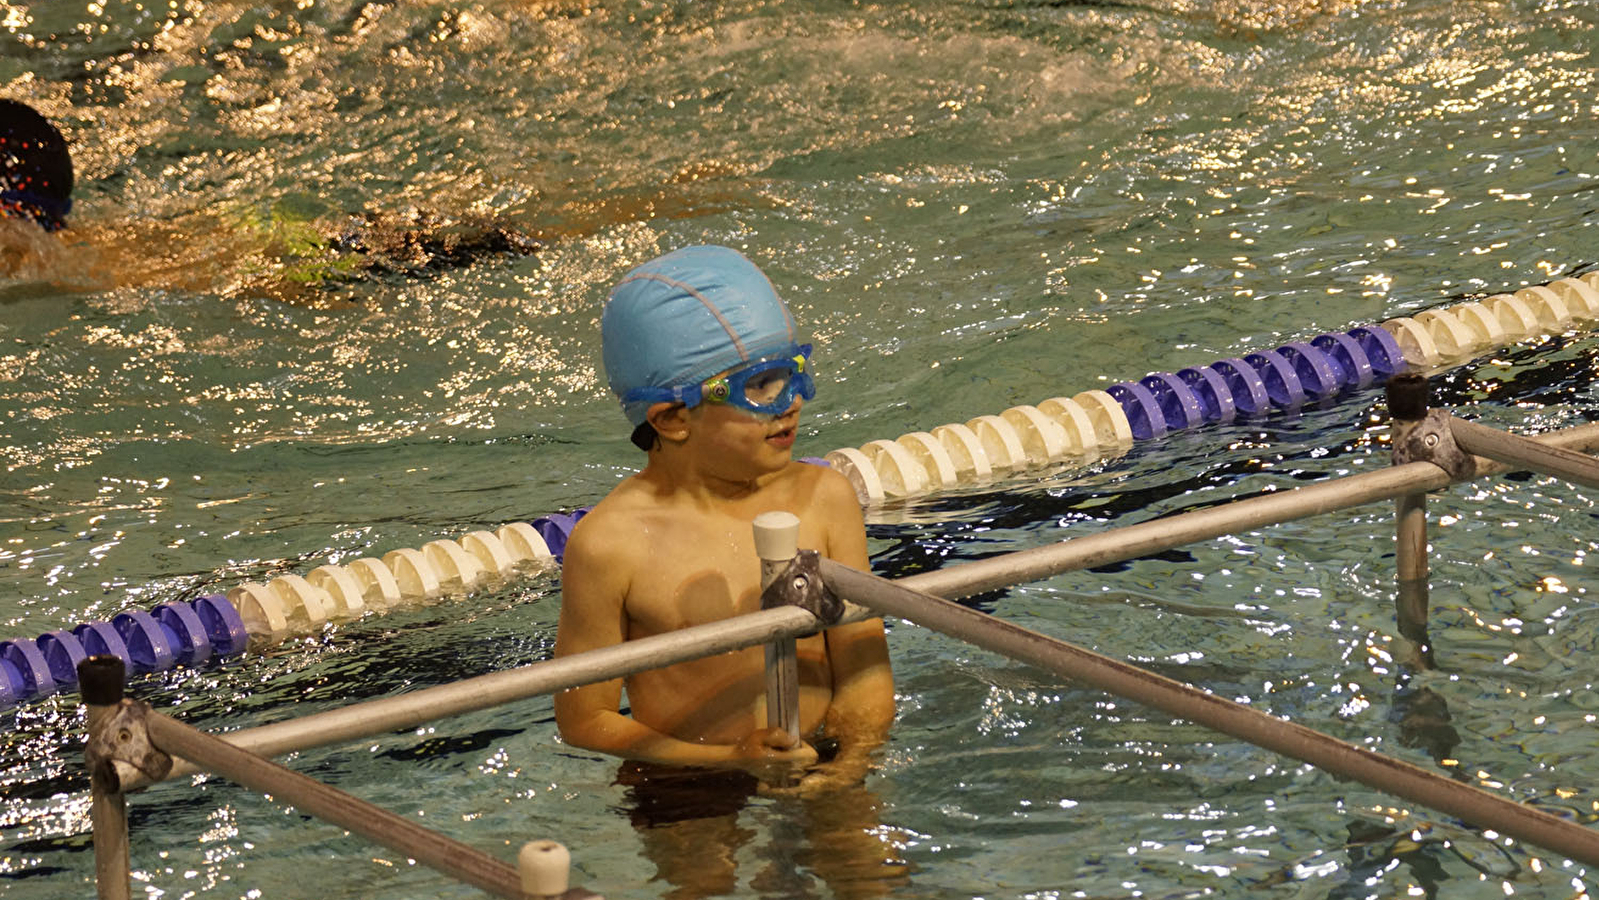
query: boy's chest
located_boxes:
[621,512,824,637]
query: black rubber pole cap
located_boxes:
[77,655,125,705]
[1386,372,1429,421]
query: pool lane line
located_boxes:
[2,274,1596,710]
[822,273,1599,503]
[0,520,578,706]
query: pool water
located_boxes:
[3,0,1599,896]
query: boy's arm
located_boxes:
[553,516,817,774]
[810,469,895,788]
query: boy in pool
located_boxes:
[553,244,895,793]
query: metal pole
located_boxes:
[1449,416,1599,490]
[115,423,1599,793]
[754,512,802,743]
[897,422,1599,601]
[1388,373,1434,669]
[81,656,131,900]
[143,712,526,899]
[820,559,1599,867]
[124,603,874,791]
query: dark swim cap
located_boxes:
[0,100,73,232]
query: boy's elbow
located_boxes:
[553,694,608,752]
[864,685,897,732]
[557,716,613,755]
[557,722,602,752]
[835,670,896,735]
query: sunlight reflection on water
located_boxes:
[3,0,1599,896]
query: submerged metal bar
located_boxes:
[899,422,1599,601]
[1450,416,1599,490]
[1388,374,1435,669]
[145,712,525,899]
[1393,487,1432,668]
[821,559,1599,866]
[82,657,131,900]
[125,603,869,790]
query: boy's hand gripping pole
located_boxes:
[753,512,803,742]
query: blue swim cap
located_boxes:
[603,245,803,427]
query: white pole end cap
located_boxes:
[519,839,570,897]
[752,511,801,561]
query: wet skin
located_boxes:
[554,391,894,784]
[554,391,903,898]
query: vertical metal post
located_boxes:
[1387,373,1435,670]
[80,655,131,900]
[753,511,801,742]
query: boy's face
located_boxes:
[675,385,804,480]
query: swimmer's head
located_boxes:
[602,245,807,449]
[0,100,73,233]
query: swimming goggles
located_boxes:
[623,344,815,417]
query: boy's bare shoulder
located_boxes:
[781,459,861,514]
[563,478,660,569]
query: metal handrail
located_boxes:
[112,416,1599,795]
[82,656,597,900]
[821,558,1599,866]
[116,416,1599,794]
[89,395,1599,895]
[147,709,530,898]
[898,420,1599,601]
[117,603,876,792]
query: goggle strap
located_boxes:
[620,383,701,406]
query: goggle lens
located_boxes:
[742,367,792,405]
[703,346,813,416]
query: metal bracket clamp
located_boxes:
[86,699,173,793]
[1392,409,1476,481]
[759,549,844,626]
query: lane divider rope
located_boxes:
[822,273,1599,502]
[0,522,573,706]
[2,272,1595,707]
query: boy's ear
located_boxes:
[645,402,691,442]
